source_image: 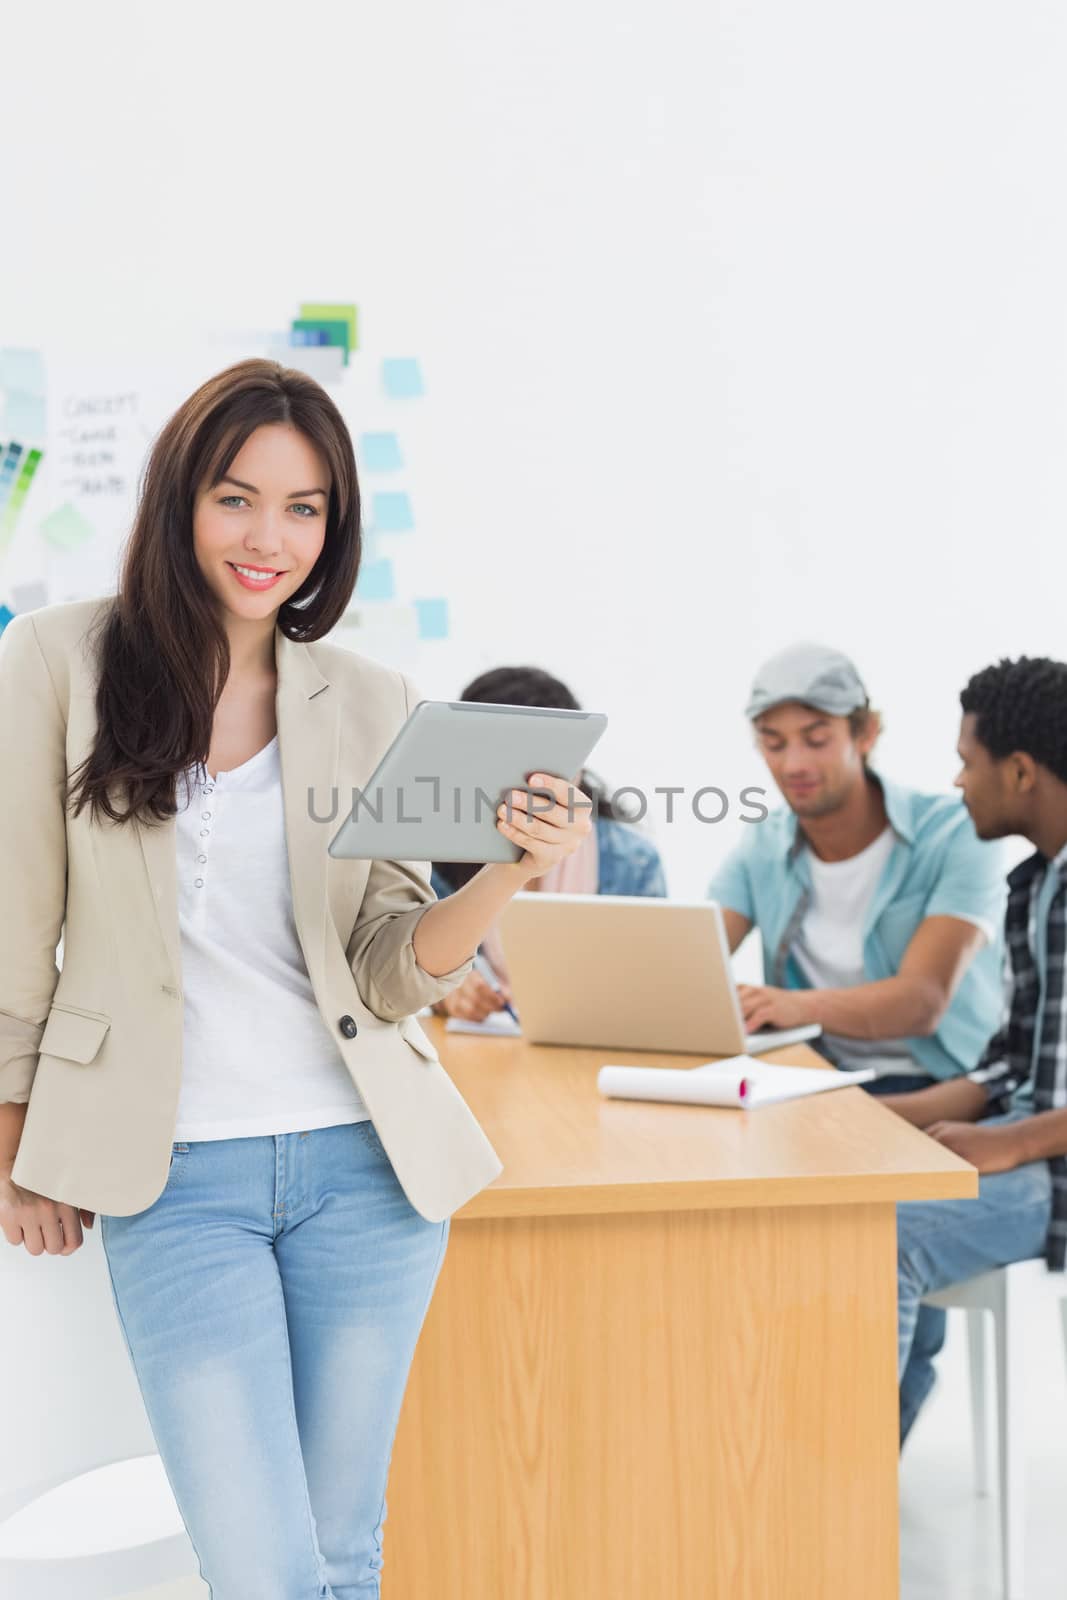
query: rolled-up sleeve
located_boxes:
[706,840,755,921]
[344,673,475,1021]
[925,817,1007,943]
[965,1024,1024,1112]
[0,615,67,1104]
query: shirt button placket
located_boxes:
[196,776,216,895]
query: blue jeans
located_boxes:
[895,1109,1052,1445]
[100,1119,449,1600]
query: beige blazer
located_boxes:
[0,596,502,1220]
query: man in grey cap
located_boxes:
[709,640,1004,1090]
[707,640,1006,1442]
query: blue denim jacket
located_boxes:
[706,771,1007,1081]
[431,814,667,903]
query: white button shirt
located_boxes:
[171,734,369,1140]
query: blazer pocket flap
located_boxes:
[400,1018,439,1061]
[39,1004,112,1064]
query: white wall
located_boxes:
[3,0,1065,900]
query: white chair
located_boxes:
[0,1221,200,1599]
[922,1259,1067,1600]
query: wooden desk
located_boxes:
[384,1027,977,1600]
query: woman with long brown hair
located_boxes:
[0,358,592,1598]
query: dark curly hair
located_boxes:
[960,657,1067,784]
[433,664,632,893]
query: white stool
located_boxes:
[922,1259,1067,1600]
[0,1226,198,1598]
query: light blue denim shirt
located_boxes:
[706,770,1007,1081]
[431,814,667,903]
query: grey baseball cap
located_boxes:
[745,642,869,720]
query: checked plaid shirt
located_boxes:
[966,839,1067,1270]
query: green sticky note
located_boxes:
[298,303,358,357]
[290,319,350,363]
[40,501,95,552]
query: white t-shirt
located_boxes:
[171,734,370,1141]
[792,827,927,1078]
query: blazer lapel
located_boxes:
[135,622,338,991]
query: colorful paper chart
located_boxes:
[288,325,331,348]
[297,303,358,361]
[290,318,350,363]
[0,444,44,557]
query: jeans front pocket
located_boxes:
[164,1141,191,1189]
[352,1118,385,1157]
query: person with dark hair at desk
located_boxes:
[881,656,1067,1444]
[431,666,667,1023]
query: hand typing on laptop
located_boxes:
[736,984,817,1034]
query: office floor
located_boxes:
[118,1297,1067,1600]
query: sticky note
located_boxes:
[382,358,424,399]
[288,325,330,348]
[11,579,48,612]
[356,558,396,602]
[298,303,358,356]
[40,501,95,552]
[371,491,414,533]
[0,605,14,635]
[0,348,45,393]
[0,348,46,444]
[414,598,449,640]
[268,345,345,386]
[359,432,403,473]
[1,390,46,441]
[290,318,350,363]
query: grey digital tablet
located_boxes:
[327,699,609,863]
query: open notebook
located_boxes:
[597,1057,876,1109]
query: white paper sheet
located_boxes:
[445,1010,523,1038]
[597,1058,875,1108]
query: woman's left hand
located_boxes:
[497,773,593,881]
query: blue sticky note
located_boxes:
[372,491,414,533]
[359,432,404,473]
[356,558,396,602]
[382,358,424,399]
[288,326,330,347]
[414,598,449,640]
[0,604,14,635]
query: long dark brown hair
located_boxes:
[68,359,361,828]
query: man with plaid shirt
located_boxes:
[881,656,1067,1444]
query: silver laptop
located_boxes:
[496,894,822,1056]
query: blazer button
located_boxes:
[339,1015,358,1039]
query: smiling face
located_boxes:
[753,701,878,818]
[193,422,331,620]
